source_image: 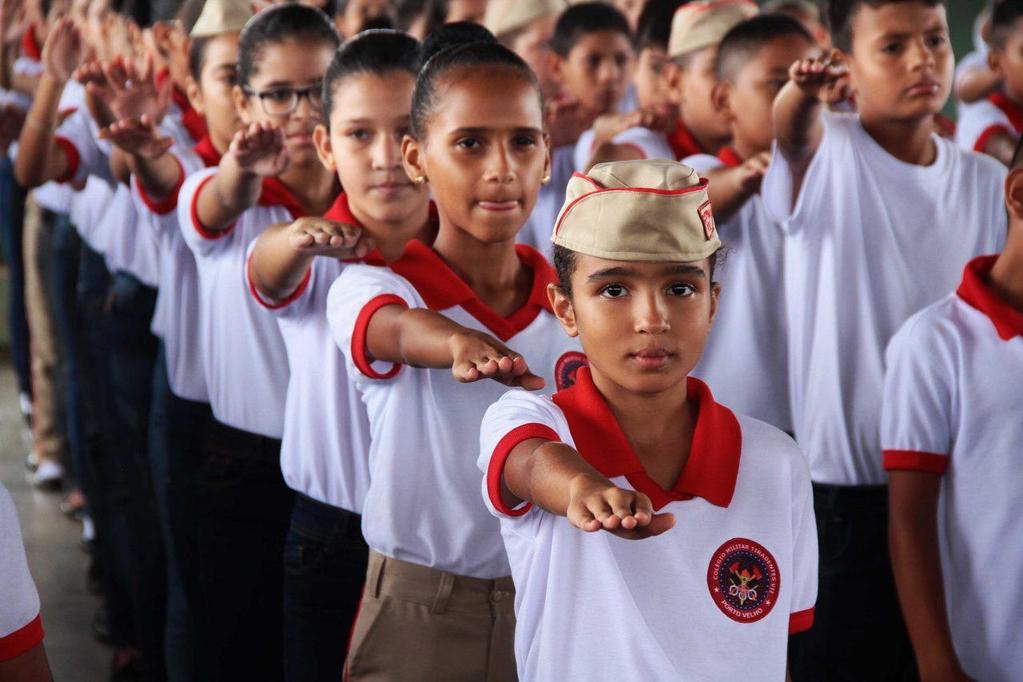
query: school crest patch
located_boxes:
[554,351,587,391]
[707,538,779,624]
[698,199,716,240]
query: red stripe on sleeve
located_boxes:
[135,156,184,215]
[788,607,814,634]
[351,294,407,380]
[190,174,236,240]
[974,124,1013,153]
[487,423,559,517]
[246,252,312,310]
[54,136,80,184]
[0,614,44,662]
[883,450,948,475]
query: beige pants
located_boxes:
[22,198,66,466]
[345,550,517,682]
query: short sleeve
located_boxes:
[54,110,109,184]
[954,100,1013,153]
[880,309,954,475]
[788,446,817,634]
[178,166,235,257]
[682,153,723,175]
[245,236,316,319]
[326,264,418,383]
[478,390,563,520]
[0,484,43,662]
[612,127,674,161]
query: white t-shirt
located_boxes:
[516,146,574,263]
[573,126,673,172]
[31,80,84,214]
[686,150,791,432]
[955,91,1023,153]
[881,255,1023,682]
[246,192,375,513]
[479,369,817,682]
[0,483,44,662]
[95,181,160,287]
[327,241,584,578]
[761,110,1007,485]
[178,168,297,437]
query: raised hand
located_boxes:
[99,115,173,159]
[41,17,83,83]
[789,49,851,104]
[448,331,545,390]
[547,96,592,149]
[103,53,172,123]
[737,151,770,195]
[229,121,289,177]
[567,474,676,540]
[286,216,376,260]
[0,0,26,51]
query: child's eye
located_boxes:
[266,89,293,102]
[456,137,482,150]
[615,54,629,68]
[348,129,370,142]
[668,282,695,297]
[881,42,903,55]
[512,134,537,147]
[600,284,628,298]
[927,34,947,49]
[586,56,601,71]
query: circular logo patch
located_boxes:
[707,538,780,624]
[555,351,588,391]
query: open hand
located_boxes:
[568,474,676,540]
[100,115,173,159]
[287,216,376,260]
[102,53,172,123]
[42,17,83,83]
[448,331,545,390]
[229,121,289,177]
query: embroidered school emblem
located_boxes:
[554,351,588,391]
[707,538,780,624]
[697,199,716,240]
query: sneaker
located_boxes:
[18,391,32,423]
[31,460,64,491]
[61,489,87,517]
[24,450,38,472]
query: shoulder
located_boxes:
[736,415,810,484]
[949,142,1009,184]
[887,295,963,364]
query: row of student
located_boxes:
[0,1,1018,682]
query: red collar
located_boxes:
[552,367,742,511]
[258,177,326,220]
[668,119,706,160]
[717,147,743,168]
[161,74,210,143]
[192,135,222,168]
[323,192,441,266]
[21,29,41,60]
[988,91,1023,133]
[957,255,1023,341]
[388,240,555,341]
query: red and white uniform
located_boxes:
[0,483,44,663]
[132,136,221,403]
[327,242,583,578]
[761,110,1007,485]
[572,126,674,172]
[479,368,817,681]
[955,91,1023,153]
[881,255,1023,682]
[685,149,791,432]
[245,193,375,512]
[178,169,302,437]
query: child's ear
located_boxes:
[1004,167,1023,220]
[232,84,251,123]
[711,81,733,120]
[988,49,1004,77]
[542,132,552,182]
[708,281,721,325]
[661,61,684,105]
[313,124,335,171]
[547,283,579,337]
[402,134,426,184]
[186,76,204,116]
[548,52,565,86]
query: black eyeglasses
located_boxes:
[243,83,324,116]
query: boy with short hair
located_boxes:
[955,0,1023,165]
[479,159,817,681]
[884,142,1023,682]
[683,14,816,434]
[763,0,1008,677]
[484,0,566,99]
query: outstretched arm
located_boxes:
[701,152,771,223]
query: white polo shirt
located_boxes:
[881,255,1023,682]
[686,149,791,433]
[94,181,160,287]
[573,125,674,172]
[178,168,299,438]
[327,241,585,579]
[955,91,1023,153]
[479,368,817,681]
[246,192,379,513]
[132,136,220,403]
[0,483,44,663]
[761,110,1007,485]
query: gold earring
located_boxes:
[414,175,426,184]
[541,173,551,185]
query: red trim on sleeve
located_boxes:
[246,252,312,310]
[487,423,559,516]
[0,614,44,662]
[788,607,814,634]
[973,124,1013,153]
[351,294,407,380]
[21,29,41,61]
[883,449,948,475]
[190,174,236,240]
[134,155,185,216]
[54,136,81,184]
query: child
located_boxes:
[175,5,339,679]
[484,0,565,99]
[763,0,1008,678]
[954,3,999,109]
[478,159,817,681]
[956,0,1023,164]
[684,14,816,434]
[246,30,432,682]
[884,143,1023,682]
[326,42,582,681]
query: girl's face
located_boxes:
[403,67,550,245]
[188,34,242,152]
[317,71,427,229]
[233,39,335,167]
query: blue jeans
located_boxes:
[284,494,369,682]
[0,158,31,396]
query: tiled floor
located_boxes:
[0,363,109,681]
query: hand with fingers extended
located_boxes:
[448,331,546,390]
[100,115,173,159]
[229,121,289,177]
[790,49,852,105]
[0,0,26,51]
[102,54,172,123]
[567,473,676,540]
[41,17,83,84]
[286,216,376,260]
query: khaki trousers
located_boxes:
[345,550,517,682]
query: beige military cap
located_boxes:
[668,0,758,58]
[190,0,253,38]
[484,0,567,40]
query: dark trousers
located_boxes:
[197,418,294,682]
[0,160,31,396]
[284,494,369,682]
[788,483,918,682]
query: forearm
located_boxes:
[14,72,67,187]
[703,166,755,223]
[981,130,1017,166]
[126,148,183,200]
[955,67,1000,104]
[194,154,261,234]
[507,440,610,516]
[773,81,823,165]
[248,221,315,301]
